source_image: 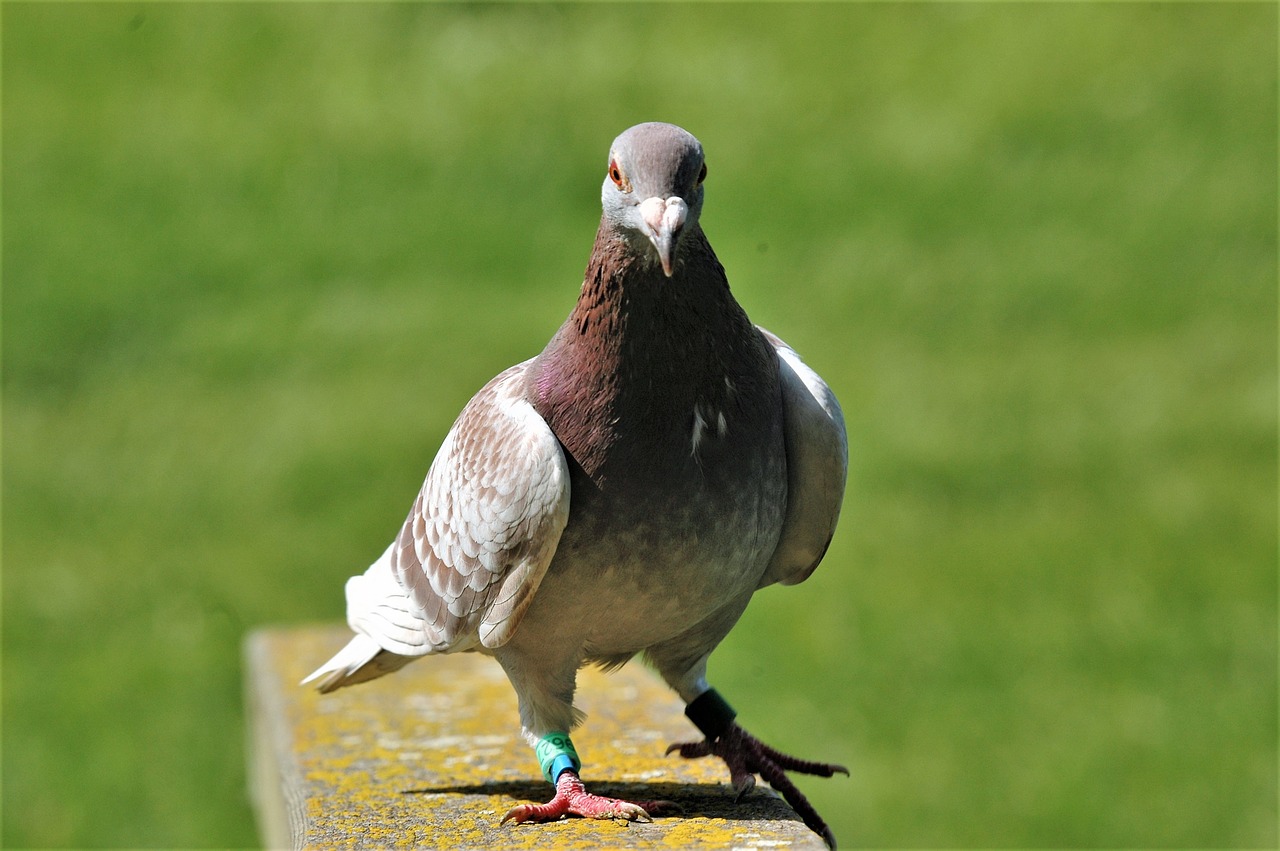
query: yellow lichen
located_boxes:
[249,627,824,850]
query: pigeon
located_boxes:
[305,121,849,846]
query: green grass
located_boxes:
[3,3,1275,847]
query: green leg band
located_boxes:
[535,731,581,783]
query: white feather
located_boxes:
[300,633,410,693]
[301,546,428,693]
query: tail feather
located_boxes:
[301,633,414,693]
[303,544,432,694]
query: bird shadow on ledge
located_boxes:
[402,779,806,824]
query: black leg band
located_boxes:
[685,687,737,741]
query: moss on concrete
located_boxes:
[246,626,826,849]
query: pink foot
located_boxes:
[667,723,847,848]
[501,770,676,824]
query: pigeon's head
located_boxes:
[601,122,707,278]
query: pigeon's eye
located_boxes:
[696,162,707,186]
[607,160,632,194]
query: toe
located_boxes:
[500,803,544,825]
[731,771,756,800]
[569,796,652,822]
[666,739,712,759]
[610,802,652,822]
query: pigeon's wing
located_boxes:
[369,359,571,654]
[756,328,848,588]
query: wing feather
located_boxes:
[343,359,570,657]
[757,328,848,587]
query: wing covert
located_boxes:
[391,359,570,651]
[757,328,848,588]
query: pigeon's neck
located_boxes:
[528,222,777,487]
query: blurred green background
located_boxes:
[3,3,1275,847]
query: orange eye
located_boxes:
[608,161,624,187]
[697,162,707,186]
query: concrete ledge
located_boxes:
[246,626,826,849]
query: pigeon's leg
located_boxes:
[666,687,847,848]
[500,731,678,824]
[496,657,676,825]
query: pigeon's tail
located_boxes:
[301,633,414,693]
[302,544,428,693]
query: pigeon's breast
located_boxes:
[519,273,787,654]
[531,399,787,654]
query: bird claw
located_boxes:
[665,723,845,848]
[499,804,542,826]
[502,797,652,825]
[665,740,711,759]
[501,770,668,825]
[608,802,653,823]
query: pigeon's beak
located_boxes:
[639,196,688,277]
